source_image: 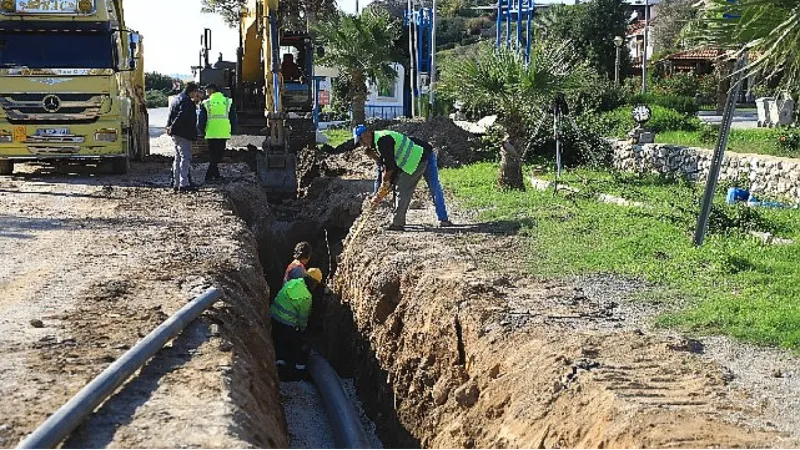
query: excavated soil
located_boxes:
[0,159,287,447]
[306,149,800,448]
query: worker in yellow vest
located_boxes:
[353,125,453,230]
[198,84,238,183]
[271,267,323,380]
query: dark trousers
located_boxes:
[272,319,309,371]
[205,139,226,181]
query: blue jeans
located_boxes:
[376,154,449,222]
[424,152,449,222]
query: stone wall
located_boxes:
[611,141,800,203]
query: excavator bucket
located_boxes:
[255,144,297,199]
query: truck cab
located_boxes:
[0,0,148,175]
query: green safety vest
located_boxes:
[270,278,313,330]
[202,92,232,139]
[374,130,424,175]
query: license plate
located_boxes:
[13,126,26,142]
[36,128,70,137]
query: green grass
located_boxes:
[656,128,800,158]
[441,162,800,349]
[323,129,352,147]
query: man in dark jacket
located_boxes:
[166,83,201,192]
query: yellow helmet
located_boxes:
[307,268,323,283]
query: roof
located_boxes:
[628,20,646,36]
[663,48,726,61]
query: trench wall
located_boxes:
[611,140,800,202]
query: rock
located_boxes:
[455,381,480,408]
[772,368,783,378]
[29,319,44,328]
[432,379,452,406]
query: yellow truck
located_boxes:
[0,0,149,175]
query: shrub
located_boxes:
[631,93,699,115]
[597,105,702,137]
[567,77,630,115]
[777,128,800,154]
[145,90,169,109]
[652,72,701,98]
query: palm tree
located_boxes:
[690,0,800,86]
[439,42,591,190]
[314,11,401,125]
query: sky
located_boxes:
[126,0,369,75]
[127,0,576,75]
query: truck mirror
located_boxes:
[129,33,140,70]
[317,46,325,58]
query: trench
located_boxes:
[236,174,418,449]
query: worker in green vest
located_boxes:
[270,267,323,380]
[353,125,453,230]
[198,83,238,183]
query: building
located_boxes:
[314,63,406,122]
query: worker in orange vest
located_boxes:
[284,242,313,285]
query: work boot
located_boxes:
[439,220,455,227]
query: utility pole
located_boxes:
[693,51,748,246]
[408,0,416,117]
[641,0,649,94]
[429,0,437,110]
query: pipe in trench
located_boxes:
[17,287,223,449]
[308,351,372,449]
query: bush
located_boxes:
[652,72,700,98]
[597,105,702,137]
[777,128,800,154]
[145,90,169,109]
[567,77,629,115]
[631,93,699,116]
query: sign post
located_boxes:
[693,51,748,246]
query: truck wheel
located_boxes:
[0,161,13,176]
[110,157,130,175]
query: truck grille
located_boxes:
[0,93,104,123]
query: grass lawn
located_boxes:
[323,129,352,147]
[441,162,800,349]
[656,128,800,159]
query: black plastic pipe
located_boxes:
[308,351,372,449]
[17,287,223,449]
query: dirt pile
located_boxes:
[367,116,483,168]
[0,161,288,448]
[327,196,800,448]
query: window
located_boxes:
[377,80,395,99]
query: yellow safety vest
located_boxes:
[202,92,232,139]
[374,130,424,175]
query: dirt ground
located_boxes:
[322,150,800,448]
[0,145,287,446]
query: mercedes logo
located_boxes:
[42,95,61,113]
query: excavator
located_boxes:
[197,0,319,198]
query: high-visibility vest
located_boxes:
[283,260,307,285]
[202,92,232,139]
[270,278,312,330]
[374,130,424,175]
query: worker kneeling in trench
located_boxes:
[271,267,323,381]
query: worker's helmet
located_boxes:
[353,124,368,145]
[307,268,323,284]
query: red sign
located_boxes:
[318,90,330,106]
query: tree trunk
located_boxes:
[351,70,367,125]
[497,118,526,190]
[498,140,525,190]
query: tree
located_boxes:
[535,0,631,78]
[652,0,699,53]
[314,11,401,125]
[145,72,178,93]
[690,0,800,87]
[439,43,592,190]
[201,0,336,29]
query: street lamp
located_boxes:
[614,35,624,86]
[642,0,649,94]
